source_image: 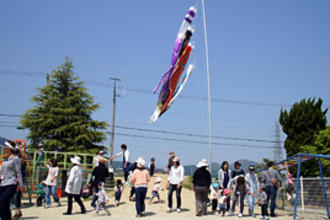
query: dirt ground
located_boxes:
[20,174,326,220]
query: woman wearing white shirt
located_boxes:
[63,156,86,215]
[44,159,61,208]
[111,144,130,183]
[166,157,184,212]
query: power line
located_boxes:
[1,69,304,108]
[115,125,282,144]
[0,113,21,118]
[113,132,273,149]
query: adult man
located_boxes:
[261,161,282,217]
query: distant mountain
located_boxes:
[184,159,259,178]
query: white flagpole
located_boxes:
[201,0,213,174]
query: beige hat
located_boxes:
[172,157,180,162]
[197,159,208,168]
[70,156,81,165]
[169,151,175,157]
[156,177,162,183]
[136,157,146,168]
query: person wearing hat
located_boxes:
[192,159,211,216]
[0,141,24,220]
[149,177,163,204]
[261,161,282,217]
[93,150,106,168]
[130,157,150,217]
[210,182,220,213]
[89,157,109,208]
[167,151,175,173]
[112,144,130,183]
[232,161,245,179]
[245,163,259,217]
[167,156,184,213]
[63,156,86,215]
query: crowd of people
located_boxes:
[0,141,293,219]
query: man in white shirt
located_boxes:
[111,144,130,183]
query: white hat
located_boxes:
[197,159,208,168]
[156,177,162,183]
[2,141,15,150]
[172,157,180,162]
[70,156,81,165]
[136,157,145,168]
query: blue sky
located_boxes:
[1,0,329,167]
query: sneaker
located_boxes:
[260,216,265,220]
[167,208,172,213]
[177,209,181,213]
[45,205,50,209]
[239,213,243,217]
[196,210,202,216]
[141,212,145,216]
[265,216,270,220]
[228,211,234,216]
[57,202,61,207]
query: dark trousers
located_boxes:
[168,184,182,209]
[226,196,231,211]
[91,185,99,207]
[0,185,17,220]
[67,194,86,214]
[13,190,22,209]
[135,187,147,215]
[265,186,277,216]
[212,199,218,211]
[115,191,122,202]
[124,171,129,182]
[36,196,44,206]
[261,204,268,216]
[130,187,135,198]
[232,189,246,213]
[194,186,209,214]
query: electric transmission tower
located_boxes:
[273,122,283,162]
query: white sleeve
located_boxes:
[168,168,172,181]
[67,167,76,185]
[125,150,130,162]
[180,166,184,182]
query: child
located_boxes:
[228,175,250,217]
[256,184,269,220]
[149,177,162,204]
[95,181,111,216]
[210,183,220,213]
[114,179,124,206]
[218,189,230,216]
[245,163,259,217]
[285,162,295,202]
[34,183,46,207]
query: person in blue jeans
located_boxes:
[245,163,259,217]
[261,161,282,217]
[44,159,61,208]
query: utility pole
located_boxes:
[109,77,121,165]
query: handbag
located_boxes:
[266,169,281,189]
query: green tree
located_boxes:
[301,125,330,176]
[20,58,107,153]
[279,98,328,176]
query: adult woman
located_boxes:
[112,144,130,183]
[192,159,211,216]
[218,161,232,211]
[44,159,61,208]
[63,156,86,215]
[167,157,184,212]
[0,141,24,220]
[130,157,150,217]
[12,148,26,218]
[90,157,109,208]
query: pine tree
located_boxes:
[20,58,107,153]
[279,97,328,176]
